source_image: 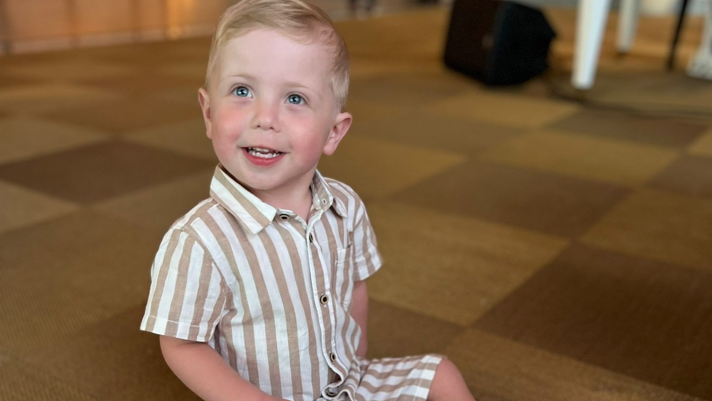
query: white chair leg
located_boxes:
[617,0,640,54]
[572,0,613,90]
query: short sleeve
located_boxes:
[140,228,227,342]
[352,201,383,282]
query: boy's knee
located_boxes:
[429,358,475,401]
[436,357,462,380]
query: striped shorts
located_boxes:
[329,354,443,401]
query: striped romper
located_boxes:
[141,166,442,401]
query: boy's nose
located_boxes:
[251,100,280,132]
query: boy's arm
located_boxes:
[351,280,369,358]
[159,336,283,401]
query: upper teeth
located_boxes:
[248,147,282,158]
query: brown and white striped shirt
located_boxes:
[141,165,382,400]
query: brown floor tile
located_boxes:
[446,329,703,401]
[367,200,568,326]
[367,300,463,359]
[0,211,163,355]
[93,168,215,232]
[123,119,215,160]
[649,155,712,199]
[0,140,213,204]
[548,109,708,148]
[392,160,630,237]
[25,306,200,401]
[585,70,712,111]
[582,189,712,271]
[474,244,712,399]
[0,352,97,401]
[42,96,202,134]
[349,114,523,156]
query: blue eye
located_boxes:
[233,86,251,97]
[288,94,304,105]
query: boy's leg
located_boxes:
[427,358,476,401]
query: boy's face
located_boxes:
[199,28,351,199]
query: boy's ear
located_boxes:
[198,88,213,139]
[323,111,352,156]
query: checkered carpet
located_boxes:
[2,5,712,401]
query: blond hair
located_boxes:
[205,0,350,109]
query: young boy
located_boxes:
[140,1,476,400]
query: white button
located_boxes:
[321,198,328,205]
[320,294,329,305]
[329,352,336,362]
[279,214,288,220]
[325,387,338,396]
[309,233,314,243]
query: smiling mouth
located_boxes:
[245,147,283,159]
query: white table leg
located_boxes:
[617,0,640,54]
[572,0,613,90]
[687,0,712,80]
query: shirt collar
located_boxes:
[209,165,346,235]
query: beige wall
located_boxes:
[0,0,227,53]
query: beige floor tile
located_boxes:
[480,130,680,187]
[25,307,201,401]
[350,115,523,156]
[0,83,122,114]
[425,91,580,129]
[2,58,137,81]
[0,211,163,355]
[366,201,569,326]
[318,135,466,200]
[345,98,410,122]
[157,61,208,81]
[43,96,203,134]
[581,189,712,271]
[0,180,78,235]
[446,329,703,401]
[688,129,712,158]
[0,117,110,164]
[123,119,216,160]
[0,352,96,401]
[93,168,215,232]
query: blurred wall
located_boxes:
[0,0,228,54]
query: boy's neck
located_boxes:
[248,178,314,222]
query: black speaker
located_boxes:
[443,0,556,85]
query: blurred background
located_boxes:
[1,0,712,400]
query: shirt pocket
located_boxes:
[331,246,354,312]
